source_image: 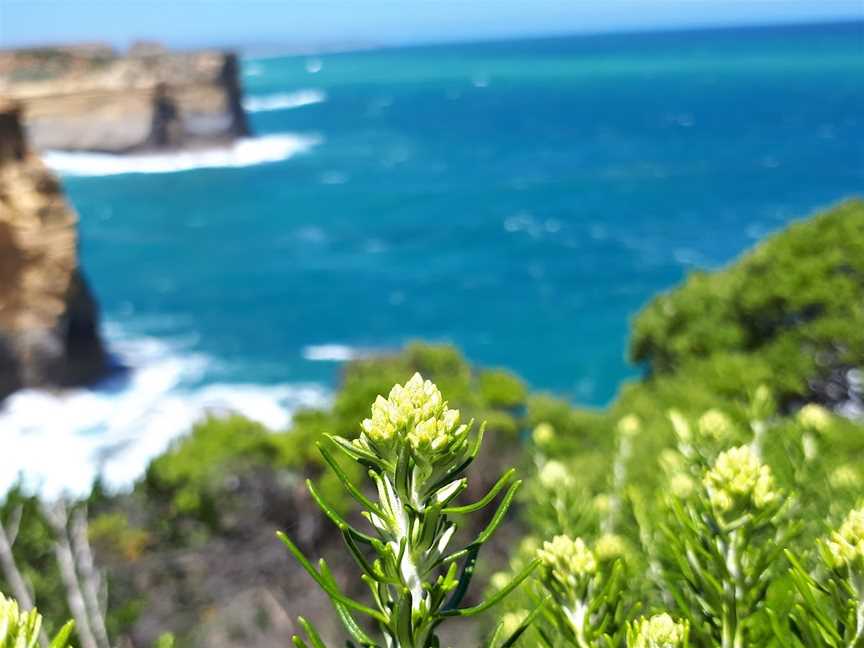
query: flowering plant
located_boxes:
[279,373,536,647]
[523,533,629,647]
[782,506,864,647]
[626,613,689,648]
[0,593,74,648]
[659,444,796,647]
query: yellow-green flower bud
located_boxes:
[617,414,641,438]
[630,613,688,648]
[829,465,862,490]
[595,533,628,563]
[825,507,864,569]
[489,571,511,591]
[797,403,832,433]
[703,445,779,515]
[593,493,613,514]
[532,422,555,446]
[697,409,733,441]
[538,459,573,490]
[670,473,696,499]
[538,535,597,585]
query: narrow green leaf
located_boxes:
[441,558,539,618]
[48,621,75,648]
[496,595,550,648]
[277,532,388,623]
[306,479,380,547]
[442,545,479,611]
[467,480,522,547]
[298,617,328,648]
[319,561,381,647]
[319,442,385,517]
[442,468,516,515]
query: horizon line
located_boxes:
[3,15,861,56]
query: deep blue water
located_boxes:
[64,22,864,406]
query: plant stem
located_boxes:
[721,530,745,648]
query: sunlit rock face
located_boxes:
[0,100,107,399]
[0,46,249,152]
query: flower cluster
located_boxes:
[826,507,864,570]
[357,372,469,461]
[617,414,641,438]
[697,409,733,441]
[533,422,555,446]
[595,533,628,563]
[797,403,832,432]
[0,595,38,648]
[703,445,779,515]
[538,459,574,490]
[829,464,862,490]
[629,613,688,648]
[593,494,613,515]
[0,593,73,648]
[538,535,597,586]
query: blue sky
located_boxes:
[1,0,862,50]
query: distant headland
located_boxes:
[0,42,250,153]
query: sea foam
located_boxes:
[0,326,330,498]
[302,344,369,362]
[243,89,327,113]
[42,133,322,177]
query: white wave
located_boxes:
[43,133,322,177]
[243,89,327,113]
[302,344,371,362]
[0,327,330,498]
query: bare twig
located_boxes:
[0,506,34,609]
[0,506,49,648]
[42,500,100,648]
[70,506,111,648]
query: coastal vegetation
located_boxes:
[2,198,863,646]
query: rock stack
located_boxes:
[0,46,250,153]
[0,100,107,400]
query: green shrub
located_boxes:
[143,415,296,531]
[478,369,527,410]
[631,198,864,404]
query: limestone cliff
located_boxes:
[0,100,107,399]
[0,46,249,152]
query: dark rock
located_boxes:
[0,100,108,400]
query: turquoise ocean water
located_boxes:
[5,22,863,494]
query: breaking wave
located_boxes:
[0,326,330,498]
[302,344,373,362]
[43,133,322,177]
[243,89,327,113]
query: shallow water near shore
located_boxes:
[5,22,863,495]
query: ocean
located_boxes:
[5,22,863,495]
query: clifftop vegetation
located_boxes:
[2,199,863,647]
